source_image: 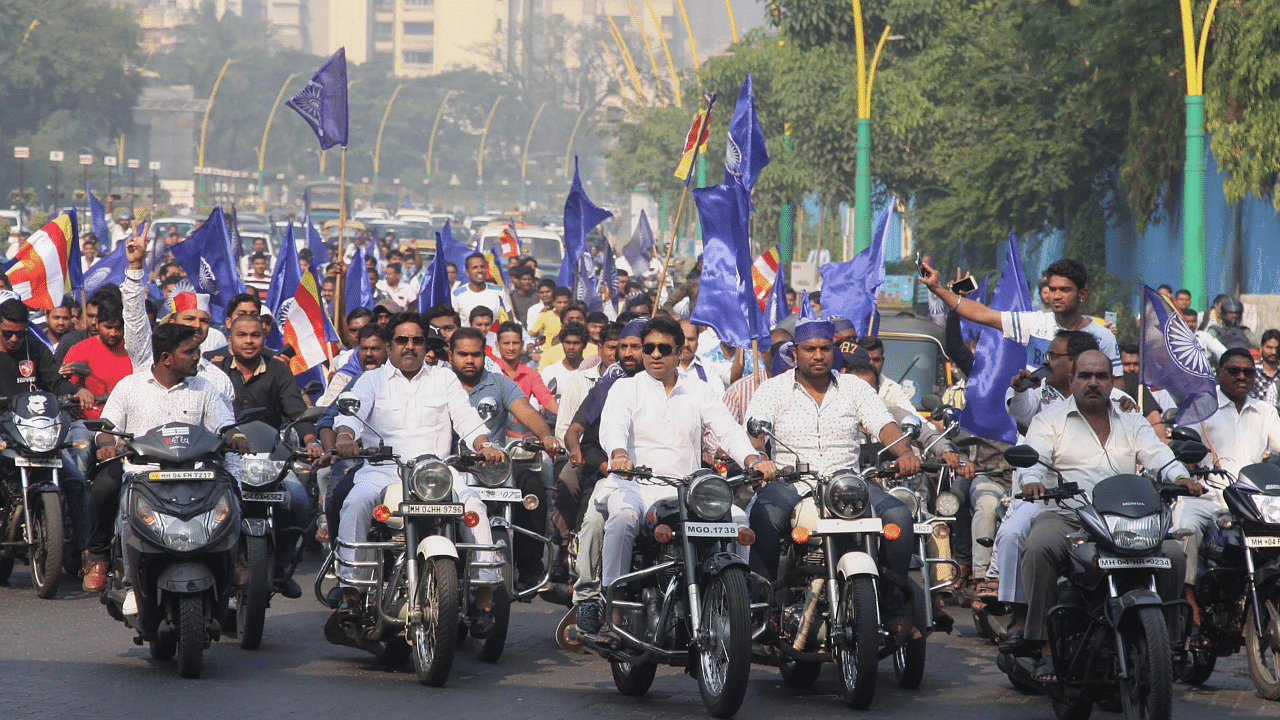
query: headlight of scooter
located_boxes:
[1103,513,1163,552]
[1256,496,1280,525]
[240,454,285,487]
[17,417,59,453]
[687,472,733,521]
[410,459,453,502]
[134,491,234,553]
[825,471,871,519]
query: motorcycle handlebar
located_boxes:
[1015,482,1084,502]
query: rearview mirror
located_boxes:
[1169,426,1201,444]
[68,361,92,379]
[236,406,268,424]
[302,381,323,396]
[336,392,361,416]
[898,414,923,439]
[84,419,115,432]
[746,418,772,438]
[1004,444,1041,469]
[1172,440,1210,465]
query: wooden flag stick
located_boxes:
[652,184,690,318]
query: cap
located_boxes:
[118,211,134,220]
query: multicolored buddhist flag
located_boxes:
[750,246,781,310]
[7,211,77,309]
[497,225,522,259]
[673,93,717,185]
[484,246,513,323]
[267,222,339,374]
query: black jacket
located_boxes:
[0,338,78,398]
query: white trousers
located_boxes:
[992,500,1039,603]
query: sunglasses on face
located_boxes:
[643,342,676,357]
[1223,365,1256,378]
[1,329,27,339]
[393,335,426,347]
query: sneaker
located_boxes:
[122,589,138,616]
[576,599,602,634]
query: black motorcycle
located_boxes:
[1002,444,1197,720]
[95,419,242,678]
[0,391,88,598]
[569,467,756,719]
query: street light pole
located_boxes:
[851,0,891,253]
[520,101,548,209]
[1177,0,1218,311]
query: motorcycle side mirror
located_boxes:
[336,392,361,416]
[1161,408,1178,425]
[898,414,923,439]
[83,418,115,432]
[301,381,324,396]
[746,418,772,438]
[1004,444,1041,469]
[921,394,942,414]
[1169,426,1201,444]
[936,406,962,425]
[1173,440,1210,465]
[68,361,92,378]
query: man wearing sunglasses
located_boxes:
[0,297,92,407]
[1172,347,1280,598]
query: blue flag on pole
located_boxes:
[688,183,769,349]
[170,207,245,323]
[86,184,109,252]
[600,237,619,306]
[434,219,469,278]
[960,234,1032,444]
[1140,284,1218,425]
[765,248,789,327]
[818,196,894,336]
[265,222,294,323]
[959,277,990,344]
[557,157,612,289]
[81,242,128,298]
[344,245,373,315]
[724,74,770,194]
[417,235,452,312]
[575,252,603,313]
[303,215,329,281]
[286,47,349,150]
[623,210,655,275]
[798,291,816,320]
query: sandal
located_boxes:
[1034,655,1058,683]
[999,629,1040,657]
[975,579,1000,599]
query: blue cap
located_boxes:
[620,317,647,339]
[793,318,835,344]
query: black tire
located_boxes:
[177,594,206,679]
[30,492,63,599]
[1118,607,1172,720]
[778,658,822,688]
[412,557,459,686]
[1051,687,1095,720]
[237,535,272,650]
[696,566,752,719]
[61,510,80,578]
[474,584,511,662]
[611,658,658,696]
[835,576,880,709]
[1245,594,1280,700]
[1176,649,1217,686]
[0,556,12,584]
[893,635,927,689]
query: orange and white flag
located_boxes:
[750,246,780,310]
[7,212,76,309]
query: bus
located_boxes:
[303,181,350,226]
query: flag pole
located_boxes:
[332,145,348,351]
[651,186,689,318]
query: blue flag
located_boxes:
[765,248,789,327]
[818,197,894,336]
[688,183,769,349]
[81,241,128,299]
[227,205,242,263]
[601,237,619,306]
[798,290,816,320]
[67,212,85,300]
[1140,284,1218,425]
[417,235,451,312]
[960,234,1032,444]
[86,184,109,252]
[170,207,245,323]
[575,252,603,314]
[344,245,373,316]
[265,222,294,323]
[959,277,990,344]
[286,47,349,150]
[623,210,655,275]
[557,157,612,288]
[303,215,329,279]
[724,75,770,195]
[434,219,470,279]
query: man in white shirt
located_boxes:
[81,236,102,273]
[1173,347,1280,587]
[332,311,506,614]
[525,278,556,329]
[921,257,1121,378]
[109,211,134,249]
[451,253,506,328]
[374,262,418,310]
[540,321,589,404]
[677,319,724,393]
[584,317,775,635]
[1015,350,1201,671]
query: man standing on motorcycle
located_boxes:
[1016,350,1202,680]
[745,319,922,635]
[332,311,506,615]
[1172,347,1280,594]
[449,326,562,591]
[591,316,775,640]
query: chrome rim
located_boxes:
[699,581,731,697]
[413,568,438,668]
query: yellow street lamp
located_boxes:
[257,72,296,198]
[197,58,235,206]
[373,83,405,194]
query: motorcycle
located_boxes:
[745,418,929,709]
[95,418,243,678]
[568,466,757,719]
[1175,458,1280,699]
[0,391,88,598]
[1000,443,1199,720]
[223,405,324,650]
[315,393,510,686]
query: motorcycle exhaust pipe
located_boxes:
[793,577,825,652]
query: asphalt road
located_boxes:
[1,560,1276,720]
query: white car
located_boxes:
[477,222,563,278]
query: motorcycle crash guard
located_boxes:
[416,534,459,560]
[701,551,749,579]
[836,551,880,579]
[241,518,270,537]
[157,562,216,593]
[1105,588,1162,627]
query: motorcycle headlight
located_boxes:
[888,486,919,516]
[17,418,59,453]
[240,455,285,487]
[134,492,233,553]
[687,473,733,521]
[411,459,453,502]
[935,491,961,518]
[1256,496,1280,525]
[471,456,512,487]
[825,471,871,519]
[1103,513,1164,552]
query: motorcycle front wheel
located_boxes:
[1244,589,1280,700]
[1118,606,1172,720]
[177,594,206,679]
[30,492,63,599]
[474,527,511,663]
[237,534,272,650]
[835,575,880,709]
[696,566,751,719]
[412,556,459,686]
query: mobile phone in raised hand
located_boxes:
[950,275,978,295]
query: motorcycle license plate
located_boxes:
[1097,557,1171,570]
[685,522,739,538]
[1245,536,1280,548]
[475,487,523,502]
[815,518,882,534]
[242,491,286,503]
[14,457,61,468]
[399,503,465,517]
[913,523,934,535]
[148,471,216,481]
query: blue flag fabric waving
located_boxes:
[417,235,452,312]
[960,234,1032,444]
[959,277,990,344]
[557,157,612,289]
[688,183,770,349]
[818,197,894,336]
[724,74,770,194]
[623,210,655,275]
[798,291,816,320]
[304,215,329,280]
[434,219,470,278]
[766,249,789,327]
[575,252,603,314]
[86,184,109,252]
[286,47,349,150]
[265,222,295,323]
[601,237,619,306]
[81,241,128,299]
[170,207,245,323]
[1140,284,1218,425]
[344,245,373,316]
